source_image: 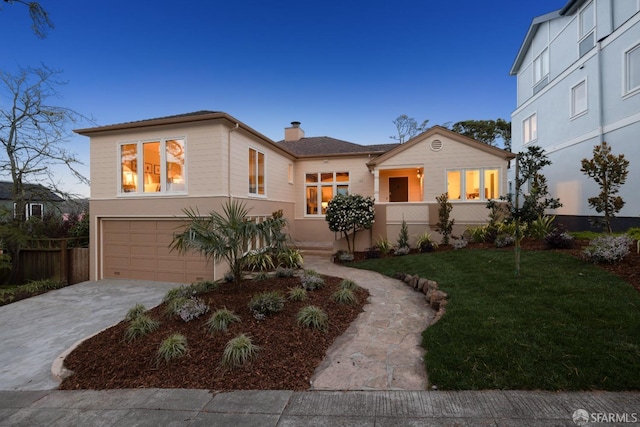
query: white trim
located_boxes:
[522,112,538,146]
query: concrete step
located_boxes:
[295,241,334,257]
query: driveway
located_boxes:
[0,279,178,390]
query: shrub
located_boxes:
[416,230,438,253]
[288,287,308,302]
[156,334,188,365]
[244,248,275,272]
[277,247,303,269]
[301,272,325,290]
[125,303,147,321]
[394,246,411,256]
[221,334,259,369]
[364,246,381,259]
[451,238,468,249]
[253,272,270,281]
[163,285,196,303]
[627,227,640,241]
[223,271,235,283]
[164,296,189,317]
[206,308,241,332]
[435,192,454,244]
[275,266,296,278]
[583,234,632,264]
[175,297,210,322]
[332,288,357,305]
[337,251,354,262]
[248,291,285,318]
[544,227,575,249]
[190,280,218,293]
[297,306,328,331]
[339,279,358,290]
[376,236,393,255]
[397,218,410,250]
[464,225,489,243]
[495,234,515,248]
[528,215,556,239]
[124,315,159,343]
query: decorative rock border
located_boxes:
[395,272,448,325]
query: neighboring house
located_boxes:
[0,181,64,220]
[510,0,640,229]
[76,111,513,283]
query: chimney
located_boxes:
[284,121,305,142]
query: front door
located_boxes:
[389,177,409,202]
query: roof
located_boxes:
[509,0,587,76]
[0,181,64,202]
[366,126,515,167]
[277,137,398,157]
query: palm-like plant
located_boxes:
[170,200,257,282]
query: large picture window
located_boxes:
[119,138,186,194]
[447,168,500,201]
[249,148,265,196]
[305,171,349,215]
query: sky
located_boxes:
[1,0,566,197]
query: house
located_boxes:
[0,181,64,220]
[510,0,640,229]
[75,111,514,283]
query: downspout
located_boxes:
[597,38,605,143]
[228,122,239,201]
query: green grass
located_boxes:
[353,249,640,391]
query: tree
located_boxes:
[450,119,512,151]
[508,145,562,225]
[390,114,429,143]
[580,142,630,233]
[1,0,53,38]
[170,201,257,282]
[0,65,88,220]
[325,193,375,253]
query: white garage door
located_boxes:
[102,219,214,283]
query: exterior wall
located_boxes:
[88,118,296,281]
[376,133,509,204]
[291,155,374,244]
[511,1,640,218]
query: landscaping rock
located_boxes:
[410,275,419,289]
[417,278,428,292]
[403,274,413,285]
[429,290,447,310]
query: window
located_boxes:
[533,49,549,84]
[571,80,588,117]
[625,44,640,95]
[579,1,595,57]
[523,113,537,144]
[14,203,43,220]
[305,172,349,215]
[288,164,293,184]
[447,168,501,201]
[248,148,265,196]
[119,138,186,194]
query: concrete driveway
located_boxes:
[0,279,178,390]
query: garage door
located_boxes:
[102,219,214,283]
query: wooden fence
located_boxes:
[4,238,89,285]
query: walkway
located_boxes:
[303,256,434,390]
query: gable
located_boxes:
[367,126,514,169]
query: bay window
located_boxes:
[447,168,500,201]
[119,138,186,194]
[306,171,349,215]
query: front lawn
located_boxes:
[353,249,640,391]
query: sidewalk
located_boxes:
[2,388,639,426]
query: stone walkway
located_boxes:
[303,256,435,391]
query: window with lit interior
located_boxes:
[249,148,265,196]
[119,138,185,194]
[305,172,349,215]
[447,168,500,201]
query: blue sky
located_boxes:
[1,0,565,197]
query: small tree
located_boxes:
[170,200,259,282]
[435,192,454,245]
[325,193,375,253]
[580,142,630,233]
[397,217,409,250]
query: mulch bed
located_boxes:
[59,275,368,391]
